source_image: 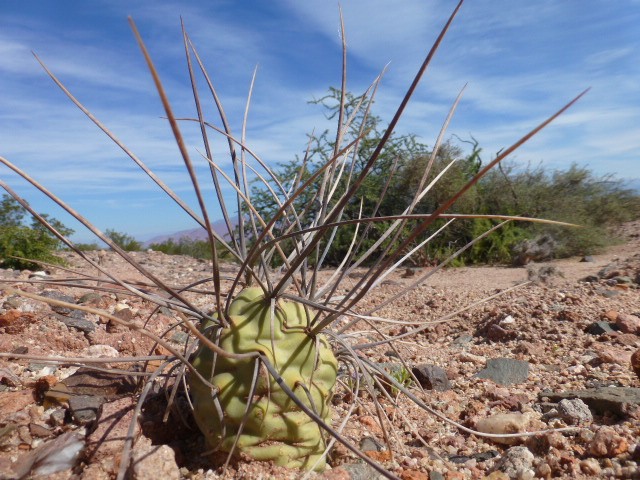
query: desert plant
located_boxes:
[0,225,64,270]
[105,228,142,251]
[477,162,640,259]
[0,2,588,479]
[74,241,101,251]
[0,193,25,227]
[0,194,73,269]
[255,91,640,267]
[189,286,338,470]
[149,236,234,261]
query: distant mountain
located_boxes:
[144,218,236,247]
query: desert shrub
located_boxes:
[479,163,640,258]
[0,194,73,270]
[0,225,63,270]
[0,194,25,227]
[468,219,529,264]
[74,242,101,251]
[149,237,236,261]
[150,237,209,259]
[105,229,142,251]
[250,90,640,266]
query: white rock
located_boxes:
[35,366,57,378]
[567,364,586,375]
[81,345,120,358]
[29,271,49,280]
[557,398,593,425]
[114,302,129,312]
[493,446,535,479]
[500,315,516,327]
[15,432,85,478]
[476,413,531,445]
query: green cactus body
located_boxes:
[189,287,338,470]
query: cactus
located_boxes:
[189,287,337,470]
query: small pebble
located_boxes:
[557,398,593,425]
[476,413,530,445]
[579,458,602,476]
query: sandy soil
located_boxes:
[0,222,639,479]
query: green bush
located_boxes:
[74,242,101,251]
[467,219,529,264]
[149,237,212,259]
[249,89,640,267]
[0,225,66,270]
[479,163,640,258]
[149,236,237,262]
[0,194,74,270]
[105,229,142,251]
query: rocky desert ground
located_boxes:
[1,221,639,479]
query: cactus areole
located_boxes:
[189,287,338,470]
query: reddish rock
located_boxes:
[544,431,569,450]
[322,466,351,480]
[616,313,640,334]
[358,415,384,436]
[486,323,516,342]
[512,341,546,358]
[558,309,581,322]
[587,427,629,457]
[593,345,633,365]
[0,390,34,418]
[631,348,640,379]
[0,310,36,334]
[399,470,430,480]
[364,450,392,462]
[536,460,553,479]
[28,423,52,438]
[488,394,529,411]
[579,458,602,476]
[444,470,466,480]
[614,333,640,347]
[602,310,619,322]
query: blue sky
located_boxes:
[1,1,638,242]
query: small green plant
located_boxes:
[387,365,413,396]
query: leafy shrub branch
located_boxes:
[149,236,233,261]
[249,89,640,266]
[0,194,74,270]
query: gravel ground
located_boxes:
[1,221,639,479]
